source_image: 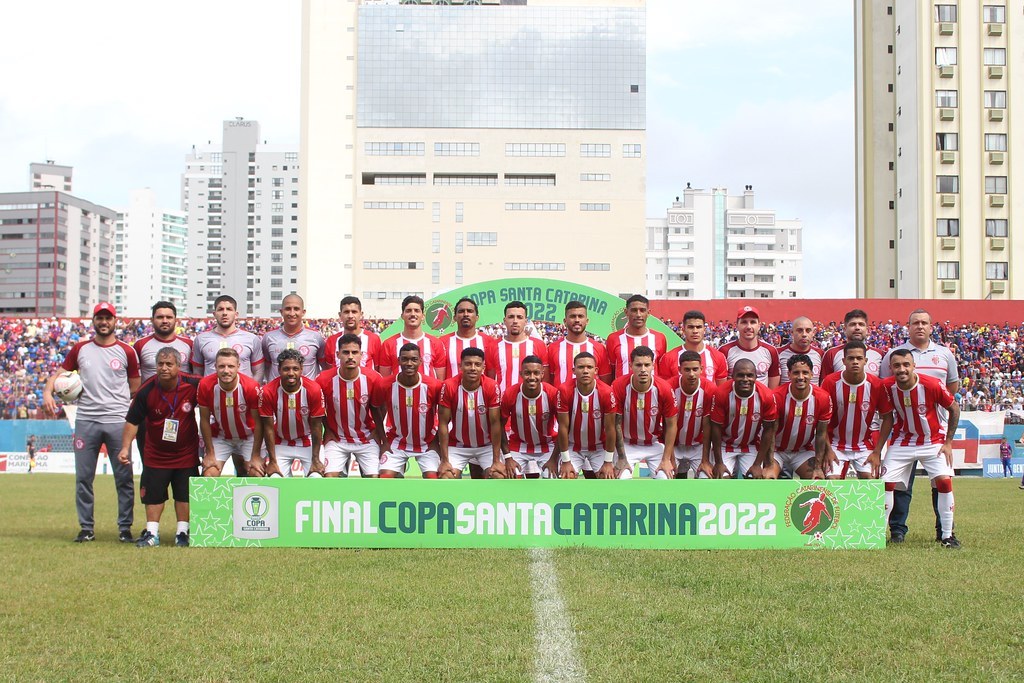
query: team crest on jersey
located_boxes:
[611,307,628,332]
[476,405,487,415]
[300,406,310,416]
[752,412,761,421]
[860,401,871,412]
[916,404,927,415]
[425,299,454,332]
[695,406,704,417]
[109,358,123,370]
[74,438,85,450]
[804,414,815,425]
[182,402,192,413]
[232,344,244,353]
[238,403,247,413]
[868,361,880,374]
[784,485,840,538]
[757,361,769,373]
[593,409,603,419]
[359,395,370,406]
[418,402,430,415]
[299,345,310,356]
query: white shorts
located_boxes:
[212,436,254,463]
[833,448,872,475]
[674,445,705,477]
[623,443,666,476]
[722,450,756,478]
[511,450,552,476]
[568,450,606,473]
[323,440,380,476]
[274,444,311,477]
[448,445,495,471]
[773,449,816,475]
[380,447,440,475]
[882,443,954,489]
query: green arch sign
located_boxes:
[379,278,681,348]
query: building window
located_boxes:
[985,176,1007,194]
[455,262,463,285]
[936,219,960,237]
[934,4,957,21]
[623,144,642,158]
[983,48,1006,66]
[984,90,1007,108]
[432,262,440,285]
[985,134,1007,152]
[362,262,424,270]
[504,262,565,271]
[285,152,298,162]
[433,174,497,186]
[432,202,440,223]
[365,174,426,185]
[505,143,565,157]
[455,232,463,254]
[505,203,565,211]
[937,261,960,280]
[935,47,957,66]
[467,232,498,246]
[580,173,611,182]
[986,262,1008,280]
[579,203,611,211]
[986,219,1008,237]
[505,174,556,186]
[579,263,611,271]
[936,175,959,193]
[434,142,479,156]
[983,5,1006,23]
[455,203,463,223]
[580,144,611,157]
[936,133,958,150]
[365,142,425,156]
[935,90,957,108]
[363,202,425,210]
[431,231,440,254]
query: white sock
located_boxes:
[177,521,189,535]
[146,521,160,536]
[938,491,954,537]
[884,490,894,528]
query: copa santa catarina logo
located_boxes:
[233,485,279,539]
[425,299,454,332]
[784,485,840,539]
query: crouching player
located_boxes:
[501,355,560,478]
[673,351,717,478]
[767,354,832,479]
[709,359,777,478]
[881,349,961,548]
[612,346,678,479]
[259,349,326,477]
[437,348,506,479]
[556,352,618,479]
[198,348,264,476]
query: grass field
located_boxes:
[1,475,1021,682]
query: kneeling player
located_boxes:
[612,346,677,478]
[372,343,443,478]
[198,348,264,476]
[317,334,384,478]
[502,355,559,478]
[556,352,618,478]
[673,351,716,478]
[437,348,506,478]
[767,355,832,479]
[709,359,777,478]
[259,349,326,477]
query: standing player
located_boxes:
[673,351,717,479]
[261,294,326,381]
[819,309,886,380]
[487,301,548,394]
[720,306,781,388]
[316,334,384,478]
[778,317,824,384]
[134,301,193,382]
[323,296,382,370]
[820,341,893,479]
[556,352,618,479]
[437,348,506,479]
[606,295,667,379]
[378,296,446,380]
[708,359,778,479]
[259,349,326,477]
[657,310,728,385]
[501,355,560,478]
[768,355,832,480]
[440,297,496,379]
[881,349,961,548]
[372,343,443,478]
[197,348,264,477]
[117,348,200,547]
[191,295,264,380]
[547,301,611,386]
[612,346,678,479]
[43,302,140,544]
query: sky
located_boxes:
[0,0,855,297]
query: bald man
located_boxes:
[778,316,824,384]
[261,293,326,381]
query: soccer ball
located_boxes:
[53,371,84,403]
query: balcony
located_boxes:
[989,195,1006,207]
[988,66,1004,79]
[989,109,1004,122]
[989,151,1005,165]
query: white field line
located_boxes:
[528,547,586,683]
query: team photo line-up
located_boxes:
[43,293,962,549]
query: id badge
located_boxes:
[162,418,179,442]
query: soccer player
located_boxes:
[261,293,326,381]
[709,359,778,479]
[134,301,193,382]
[819,309,886,380]
[191,295,265,380]
[372,343,443,478]
[768,355,832,480]
[606,294,667,379]
[501,355,560,478]
[197,348,264,477]
[881,349,961,548]
[820,341,893,480]
[440,297,496,379]
[323,296,382,370]
[259,349,326,477]
[673,350,717,479]
[487,300,548,393]
[612,346,678,478]
[117,348,200,547]
[656,310,728,385]
[720,306,781,388]
[778,317,824,384]
[316,334,384,478]
[43,302,140,544]
[547,301,611,386]
[437,348,506,479]
[378,296,446,380]
[556,352,618,479]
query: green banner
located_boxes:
[190,479,885,550]
[379,278,682,349]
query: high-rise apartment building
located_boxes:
[645,186,803,300]
[856,1,1021,299]
[30,161,73,193]
[300,0,646,316]
[113,189,188,316]
[182,120,300,317]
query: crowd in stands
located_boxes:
[2,315,1022,420]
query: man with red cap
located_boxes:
[719,305,781,389]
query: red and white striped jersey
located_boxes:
[883,374,955,447]
[258,376,326,447]
[501,382,559,455]
[487,337,548,394]
[820,371,892,452]
[772,384,833,453]
[719,340,781,384]
[371,375,442,453]
[316,368,382,445]
[674,377,718,448]
[657,344,728,384]
[439,375,501,448]
[197,373,261,440]
[818,345,886,382]
[377,333,446,379]
[611,375,678,446]
[547,337,611,385]
[606,329,668,378]
[709,380,779,454]
[439,332,496,379]
[556,379,617,453]
[323,329,382,370]
[777,344,825,384]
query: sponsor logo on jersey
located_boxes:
[109,358,123,370]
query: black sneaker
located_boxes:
[73,529,95,543]
[940,535,961,549]
[174,532,190,547]
[135,530,159,547]
[889,532,905,545]
[118,529,134,544]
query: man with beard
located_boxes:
[547,301,610,386]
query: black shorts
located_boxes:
[139,466,198,505]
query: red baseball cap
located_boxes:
[736,305,760,320]
[92,302,117,318]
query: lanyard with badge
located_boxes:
[160,379,182,442]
